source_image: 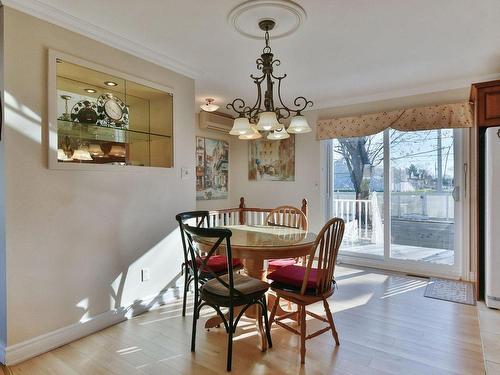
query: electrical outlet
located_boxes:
[141,268,150,282]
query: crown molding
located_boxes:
[1,0,203,79]
[314,72,500,110]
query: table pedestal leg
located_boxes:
[203,258,297,350]
[242,258,268,351]
[204,306,243,330]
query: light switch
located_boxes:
[141,268,150,282]
[181,168,190,180]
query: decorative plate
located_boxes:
[70,100,98,123]
[97,94,129,128]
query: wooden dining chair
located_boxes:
[265,206,309,272]
[267,217,345,364]
[176,211,243,317]
[182,224,272,372]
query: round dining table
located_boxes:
[196,224,317,350]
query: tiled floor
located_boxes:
[478,302,500,374]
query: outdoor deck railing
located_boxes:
[332,199,373,242]
[208,197,308,227]
[332,192,454,244]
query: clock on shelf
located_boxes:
[50,51,174,170]
[70,100,98,123]
[97,93,129,128]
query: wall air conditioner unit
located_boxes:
[198,111,234,133]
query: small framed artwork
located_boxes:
[196,136,229,200]
[248,135,295,181]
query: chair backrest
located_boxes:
[265,205,308,231]
[175,211,210,266]
[301,218,345,295]
[182,224,244,302]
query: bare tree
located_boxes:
[334,135,383,200]
[333,130,410,199]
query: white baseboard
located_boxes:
[4,288,179,366]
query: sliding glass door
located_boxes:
[330,132,385,259]
[328,128,466,277]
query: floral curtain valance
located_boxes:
[316,102,473,140]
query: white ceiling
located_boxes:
[6,0,500,113]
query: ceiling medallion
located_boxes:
[227,18,313,140]
[228,0,306,40]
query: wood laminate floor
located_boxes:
[5,266,486,374]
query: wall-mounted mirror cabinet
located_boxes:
[48,50,174,169]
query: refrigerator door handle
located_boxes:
[463,163,468,199]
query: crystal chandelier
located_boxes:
[227,19,313,140]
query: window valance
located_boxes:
[316,102,473,140]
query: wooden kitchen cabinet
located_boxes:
[470,80,500,128]
[469,80,500,299]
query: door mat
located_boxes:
[424,278,476,305]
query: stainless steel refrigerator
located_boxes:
[485,126,500,309]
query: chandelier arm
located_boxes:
[256,58,264,71]
[226,98,249,117]
[250,73,265,82]
[274,75,292,120]
[248,79,264,122]
[275,108,291,124]
[271,72,287,81]
[292,96,314,113]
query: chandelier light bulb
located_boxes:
[238,126,262,140]
[229,116,253,135]
[287,114,312,134]
[256,111,280,131]
[200,98,219,112]
[267,127,290,140]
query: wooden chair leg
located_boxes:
[323,298,340,346]
[269,295,280,326]
[300,305,306,364]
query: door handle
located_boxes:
[452,186,460,202]
[463,163,468,198]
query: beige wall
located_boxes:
[2,7,195,347]
[0,6,7,357]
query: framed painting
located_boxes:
[196,136,229,200]
[248,135,295,181]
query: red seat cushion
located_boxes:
[193,255,242,273]
[267,265,319,289]
[268,258,296,269]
